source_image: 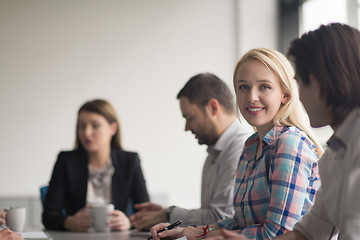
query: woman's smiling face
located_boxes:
[235,59,288,136]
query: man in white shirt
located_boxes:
[276,22,360,240]
[130,73,253,230]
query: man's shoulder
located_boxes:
[230,122,253,145]
[218,126,251,160]
[235,125,253,139]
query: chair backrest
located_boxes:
[126,200,135,216]
[40,185,67,215]
[40,185,49,208]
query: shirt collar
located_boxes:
[206,119,241,155]
[327,108,360,152]
[243,126,288,154]
[262,126,288,145]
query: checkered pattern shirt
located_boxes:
[216,126,320,239]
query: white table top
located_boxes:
[43,230,150,240]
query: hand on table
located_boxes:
[150,224,223,240]
[0,229,24,240]
[206,229,248,240]
[149,222,185,240]
[130,202,167,230]
[64,206,92,232]
[0,209,6,225]
[108,210,130,231]
[180,226,212,240]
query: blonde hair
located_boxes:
[234,48,324,157]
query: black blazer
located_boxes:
[42,148,150,230]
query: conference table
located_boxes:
[42,230,151,240]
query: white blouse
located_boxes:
[86,159,115,206]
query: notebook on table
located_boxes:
[19,231,53,240]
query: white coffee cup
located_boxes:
[92,204,114,232]
[5,207,26,232]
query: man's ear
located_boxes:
[309,74,321,99]
[206,98,220,116]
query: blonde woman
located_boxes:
[149,48,323,239]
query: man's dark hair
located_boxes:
[288,23,360,117]
[176,73,235,114]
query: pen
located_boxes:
[147,220,182,240]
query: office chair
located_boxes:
[126,200,135,216]
[40,185,66,215]
[40,185,49,208]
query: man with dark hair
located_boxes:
[177,73,236,116]
[275,22,360,240]
[130,73,253,229]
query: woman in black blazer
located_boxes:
[42,99,149,231]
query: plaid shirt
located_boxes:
[217,126,320,239]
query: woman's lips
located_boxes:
[246,107,265,114]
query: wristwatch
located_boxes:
[166,206,176,221]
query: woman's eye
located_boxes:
[238,85,248,90]
[260,85,270,90]
[92,123,100,129]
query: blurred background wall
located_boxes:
[0,0,277,204]
[0,0,357,228]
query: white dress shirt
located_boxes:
[293,108,360,239]
[169,119,253,227]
